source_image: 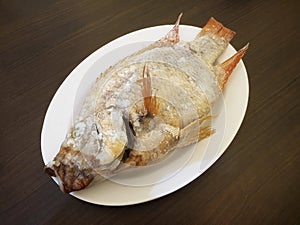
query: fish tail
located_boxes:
[200,17,236,43]
[190,17,236,64]
[215,43,249,89]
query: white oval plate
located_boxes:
[41,24,249,205]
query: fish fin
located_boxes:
[142,65,158,116]
[198,126,215,141]
[177,117,215,148]
[120,13,181,58]
[158,13,182,44]
[200,17,236,43]
[215,43,249,89]
[190,17,236,65]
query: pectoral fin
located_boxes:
[141,65,159,116]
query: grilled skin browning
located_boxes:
[45,15,248,193]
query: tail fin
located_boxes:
[215,43,249,89]
[190,17,236,65]
[200,17,236,43]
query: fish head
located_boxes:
[44,116,129,193]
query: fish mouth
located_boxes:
[44,146,95,193]
[44,163,95,193]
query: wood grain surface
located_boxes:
[1,0,299,224]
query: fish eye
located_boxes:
[70,127,79,138]
[72,121,87,138]
[72,130,77,138]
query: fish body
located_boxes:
[45,15,248,193]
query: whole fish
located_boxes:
[44,14,248,193]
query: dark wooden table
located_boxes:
[1,0,299,224]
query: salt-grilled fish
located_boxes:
[44,14,248,193]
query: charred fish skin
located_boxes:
[44,14,248,193]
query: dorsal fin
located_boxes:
[157,13,182,44]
